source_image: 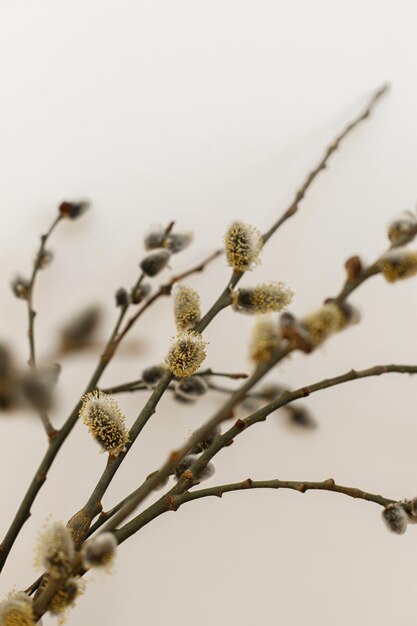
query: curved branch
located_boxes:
[115,477,395,544]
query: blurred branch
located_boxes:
[26,214,63,438]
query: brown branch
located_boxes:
[25,214,63,438]
[114,249,222,348]
[31,86,390,613]
[114,476,396,545]
[0,244,223,573]
[101,368,248,395]
[173,364,417,496]
[262,83,389,243]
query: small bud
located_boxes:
[174,455,215,482]
[60,306,101,352]
[224,221,263,271]
[165,231,193,253]
[174,376,208,402]
[59,200,90,219]
[249,315,282,363]
[19,370,54,413]
[284,405,317,429]
[79,390,130,457]
[131,282,151,304]
[140,249,171,277]
[382,503,408,534]
[82,533,117,569]
[191,425,221,454]
[231,282,293,315]
[378,249,417,282]
[35,249,53,269]
[173,284,201,330]
[115,287,130,307]
[387,211,417,247]
[280,312,313,353]
[165,331,207,378]
[0,592,35,626]
[144,224,165,250]
[35,521,75,579]
[49,577,82,615]
[344,255,362,281]
[142,364,166,388]
[11,275,30,300]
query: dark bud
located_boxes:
[174,377,208,403]
[60,306,101,352]
[19,370,54,412]
[285,405,317,429]
[345,255,362,281]
[59,200,91,220]
[165,231,193,254]
[0,344,19,410]
[140,249,171,277]
[191,425,221,454]
[11,275,30,300]
[259,384,285,401]
[144,225,165,250]
[382,503,408,534]
[36,249,53,269]
[115,287,130,307]
[142,364,166,388]
[174,455,215,482]
[130,282,151,304]
[0,344,13,379]
[279,312,313,354]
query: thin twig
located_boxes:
[262,84,389,243]
[90,86,390,536]
[114,249,222,348]
[26,214,63,438]
[114,477,396,545]
[102,368,248,395]
[31,86,390,612]
[0,248,220,573]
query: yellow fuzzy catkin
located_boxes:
[224,222,263,271]
[35,522,75,580]
[231,282,293,315]
[301,303,350,347]
[49,578,83,615]
[79,390,130,457]
[165,331,207,377]
[173,284,201,330]
[0,593,36,626]
[249,316,281,363]
[378,249,417,282]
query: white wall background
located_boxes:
[1,1,417,624]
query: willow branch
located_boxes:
[114,249,222,348]
[0,247,221,573]
[172,364,417,496]
[102,368,248,395]
[94,88,390,535]
[262,83,389,243]
[115,477,396,545]
[25,214,63,438]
